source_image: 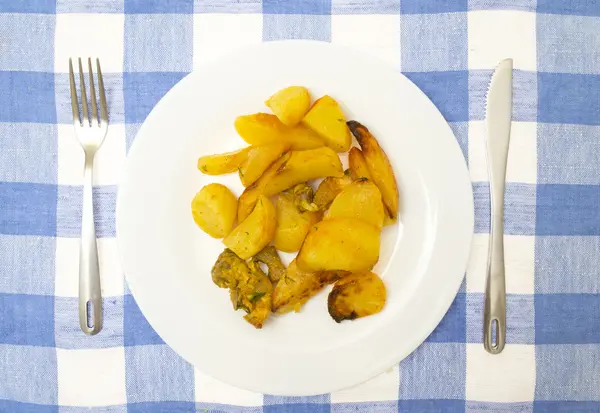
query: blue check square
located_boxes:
[537,124,600,185]
[397,399,466,412]
[0,400,58,413]
[400,343,466,399]
[0,293,55,346]
[533,401,600,412]
[536,344,600,400]
[401,0,467,14]
[56,0,124,13]
[426,293,466,343]
[0,0,55,13]
[125,344,194,403]
[194,0,261,13]
[331,0,399,14]
[0,236,56,295]
[124,14,193,72]
[0,344,57,404]
[125,0,193,13]
[0,72,56,124]
[538,73,600,125]
[537,1,600,17]
[403,71,469,122]
[535,236,600,294]
[56,185,117,238]
[469,0,535,11]
[0,182,57,237]
[123,294,164,346]
[263,15,331,42]
[0,14,55,71]
[0,123,57,184]
[264,396,330,413]
[535,294,600,344]
[467,401,533,412]
[263,0,330,14]
[127,402,196,413]
[537,14,600,74]
[123,72,188,123]
[331,401,398,413]
[401,13,467,71]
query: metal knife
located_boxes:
[483,58,513,354]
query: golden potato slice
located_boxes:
[191,183,237,238]
[274,192,321,253]
[235,113,324,150]
[265,86,311,127]
[238,142,288,187]
[348,147,372,181]
[297,218,380,273]
[313,172,353,210]
[325,179,385,229]
[328,272,386,322]
[223,195,276,259]
[197,147,250,175]
[347,121,399,220]
[238,147,343,221]
[302,95,352,152]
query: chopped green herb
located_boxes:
[238,167,244,177]
[200,165,208,172]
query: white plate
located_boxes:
[116,40,474,396]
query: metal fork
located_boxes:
[69,58,108,335]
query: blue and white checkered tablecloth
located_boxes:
[1,0,600,411]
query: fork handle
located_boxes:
[79,155,103,335]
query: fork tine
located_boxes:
[96,59,108,124]
[78,58,89,125]
[88,58,98,126]
[69,59,80,124]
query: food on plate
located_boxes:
[254,246,286,284]
[313,172,353,210]
[265,86,311,127]
[238,147,343,221]
[238,141,288,187]
[191,183,237,238]
[347,120,399,220]
[328,272,386,323]
[272,259,346,314]
[197,147,250,175]
[211,249,272,328]
[348,147,372,181]
[291,182,319,212]
[297,218,380,273]
[223,195,276,259]
[235,113,324,150]
[302,95,352,152]
[325,178,385,230]
[273,191,321,253]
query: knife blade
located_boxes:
[483,58,513,354]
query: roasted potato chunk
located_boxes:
[197,147,250,175]
[274,192,321,253]
[265,86,311,127]
[235,113,324,150]
[191,183,237,238]
[223,195,276,259]
[238,142,288,187]
[254,246,286,284]
[325,178,385,229]
[348,121,399,220]
[302,95,352,152]
[328,272,386,323]
[238,147,343,221]
[313,172,353,210]
[297,218,380,273]
[348,147,372,181]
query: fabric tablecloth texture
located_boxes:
[1,0,600,412]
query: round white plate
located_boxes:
[116,40,474,396]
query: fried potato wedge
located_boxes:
[328,272,386,323]
[272,260,346,314]
[313,172,353,210]
[347,121,399,220]
[238,147,343,221]
[325,178,385,229]
[302,95,352,152]
[191,183,237,238]
[274,192,321,253]
[348,147,372,181]
[238,142,288,187]
[297,218,380,273]
[235,113,324,150]
[223,195,276,259]
[254,246,286,284]
[197,147,250,175]
[265,86,311,127]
